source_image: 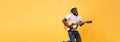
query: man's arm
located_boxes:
[62,18,73,28]
[79,21,84,26]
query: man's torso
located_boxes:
[65,14,82,31]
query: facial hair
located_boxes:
[73,13,78,16]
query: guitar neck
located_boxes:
[83,21,92,24]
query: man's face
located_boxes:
[72,8,78,16]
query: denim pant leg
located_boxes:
[68,31,75,42]
[75,31,81,42]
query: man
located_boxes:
[62,7,84,42]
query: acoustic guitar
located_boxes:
[64,20,92,30]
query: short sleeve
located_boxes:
[79,16,82,21]
[65,14,71,20]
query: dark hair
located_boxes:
[71,7,77,12]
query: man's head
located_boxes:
[71,7,78,16]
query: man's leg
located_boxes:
[75,31,81,42]
[68,31,75,42]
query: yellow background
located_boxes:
[0,0,120,42]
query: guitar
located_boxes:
[64,20,92,30]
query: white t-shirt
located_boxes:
[65,14,82,31]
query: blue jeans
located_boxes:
[68,30,81,42]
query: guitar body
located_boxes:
[64,20,92,31]
[64,20,78,31]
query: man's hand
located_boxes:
[62,18,73,29]
[79,21,84,26]
[80,22,84,26]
